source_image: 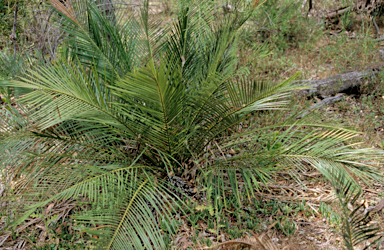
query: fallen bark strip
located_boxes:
[296,68,381,97]
[296,94,345,119]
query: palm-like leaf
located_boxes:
[328,170,383,249]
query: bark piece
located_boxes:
[296,94,345,119]
[297,68,381,97]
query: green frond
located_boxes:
[328,170,383,250]
[204,123,384,208]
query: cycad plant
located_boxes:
[0,0,383,249]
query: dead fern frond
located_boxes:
[49,0,78,24]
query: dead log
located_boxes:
[296,68,381,97]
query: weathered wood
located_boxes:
[296,68,381,97]
[326,6,351,19]
[296,94,345,119]
[364,196,384,215]
[325,1,384,30]
[372,196,384,212]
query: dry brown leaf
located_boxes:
[45,203,55,215]
[49,0,78,24]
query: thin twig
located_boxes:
[373,17,381,35]
[214,141,227,162]
[10,4,18,60]
[374,37,384,42]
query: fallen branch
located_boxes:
[366,197,384,214]
[296,94,345,119]
[326,6,351,19]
